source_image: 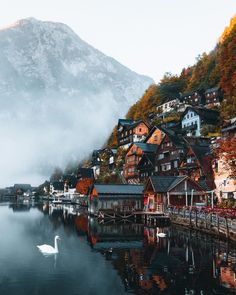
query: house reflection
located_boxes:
[87,218,144,250]
[35,202,236,294]
[9,203,31,212]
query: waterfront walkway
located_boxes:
[168,206,236,242]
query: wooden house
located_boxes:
[181,106,219,137]
[124,143,158,183]
[221,117,236,138]
[138,153,156,182]
[13,184,32,195]
[181,89,205,106]
[50,181,64,195]
[88,184,144,216]
[205,86,223,108]
[178,140,215,190]
[117,119,149,148]
[62,174,78,192]
[155,127,187,176]
[144,176,207,213]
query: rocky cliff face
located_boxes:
[0,18,152,107]
[0,18,153,186]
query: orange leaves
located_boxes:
[76,178,93,195]
[214,135,236,176]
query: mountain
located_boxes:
[0,18,153,186]
[0,18,152,105]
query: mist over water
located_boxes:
[0,91,120,187]
[0,18,153,187]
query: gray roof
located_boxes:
[205,86,220,94]
[94,184,143,195]
[51,181,64,190]
[134,143,158,153]
[13,184,32,191]
[118,119,135,126]
[149,176,187,193]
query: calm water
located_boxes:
[0,202,235,295]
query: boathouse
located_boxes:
[144,176,207,213]
[88,184,143,216]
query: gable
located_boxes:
[146,128,164,145]
[126,144,142,156]
[134,122,149,135]
[170,178,204,193]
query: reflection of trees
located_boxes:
[36,203,87,237]
[104,225,236,294]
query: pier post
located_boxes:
[195,210,197,227]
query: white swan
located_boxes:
[37,235,60,254]
[156,228,166,238]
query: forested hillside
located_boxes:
[107,15,236,148]
[127,15,236,121]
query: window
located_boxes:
[158,154,164,160]
[161,163,171,171]
[174,160,178,168]
[139,128,142,132]
[155,166,158,172]
[187,157,192,163]
[191,113,193,117]
[154,135,158,141]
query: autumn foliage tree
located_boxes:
[76,178,93,195]
[214,135,236,176]
[218,16,236,119]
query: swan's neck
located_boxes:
[54,238,59,252]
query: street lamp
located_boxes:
[191,189,194,209]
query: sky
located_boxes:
[0,0,235,82]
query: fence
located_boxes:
[168,206,236,241]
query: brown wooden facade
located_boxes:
[144,176,207,213]
[154,130,187,176]
[118,119,149,147]
[124,143,157,184]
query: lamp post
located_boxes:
[206,190,215,209]
[191,189,194,209]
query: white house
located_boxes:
[181,109,201,136]
[157,98,179,114]
[181,107,219,137]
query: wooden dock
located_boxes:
[96,210,170,225]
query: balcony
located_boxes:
[182,123,198,132]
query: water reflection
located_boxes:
[1,202,236,294]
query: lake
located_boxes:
[0,201,235,295]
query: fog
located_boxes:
[0,91,121,187]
